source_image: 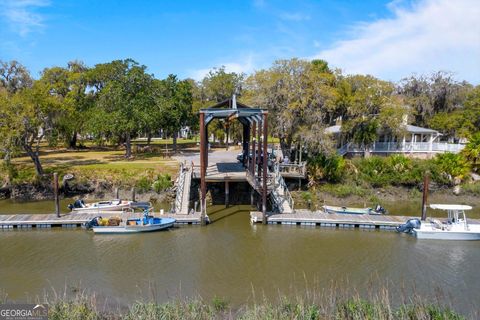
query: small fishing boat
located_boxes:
[323,205,387,215]
[397,204,480,240]
[68,199,132,212]
[84,211,176,234]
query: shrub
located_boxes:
[136,176,152,193]
[308,154,346,183]
[435,152,470,183]
[152,174,172,193]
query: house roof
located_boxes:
[325,124,440,135]
[405,125,440,134]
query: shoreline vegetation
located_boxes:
[1,143,480,210]
[1,285,469,320]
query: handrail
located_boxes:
[278,162,307,177]
[269,164,294,213]
[173,162,186,213]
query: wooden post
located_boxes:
[421,172,429,221]
[243,123,250,168]
[131,187,136,202]
[225,180,229,207]
[258,118,263,175]
[262,113,268,224]
[200,112,207,225]
[53,172,60,217]
[251,121,256,176]
[115,187,119,199]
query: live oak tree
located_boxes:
[88,59,155,158]
[0,61,64,176]
[156,75,193,153]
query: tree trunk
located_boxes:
[69,131,77,149]
[279,137,290,160]
[173,131,178,154]
[147,132,152,146]
[23,144,44,175]
[125,132,132,158]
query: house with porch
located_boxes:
[326,123,465,158]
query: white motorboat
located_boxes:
[397,204,480,240]
[84,214,176,234]
[68,199,132,213]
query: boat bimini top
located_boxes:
[430,204,472,211]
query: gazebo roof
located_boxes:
[200,96,267,125]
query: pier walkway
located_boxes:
[174,162,193,214]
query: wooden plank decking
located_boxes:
[250,209,480,230]
[0,211,202,229]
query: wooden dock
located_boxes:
[0,211,202,230]
[250,209,480,230]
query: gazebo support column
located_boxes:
[251,121,256,176]
[257,118,262,181]
[262,113,268,224]
[199,112,207,225]
[242,123,250,168]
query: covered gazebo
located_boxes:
[199,96,269,224]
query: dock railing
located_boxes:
[271,164,294,213]
[245,169,275,193]
[278,162,307,177]
[173,162,187,214]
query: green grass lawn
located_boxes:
[6,147,180,188]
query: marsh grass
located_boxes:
[6,281,468,320]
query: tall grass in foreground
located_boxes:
[9,283,471,320]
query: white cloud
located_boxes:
[313,0,480,83]
[0,0,50,36]
[188,54,257,81]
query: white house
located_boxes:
[326,123,465,158]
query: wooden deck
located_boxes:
[193,162,247,182]
[0,211,202,229]
[250,209,480,230]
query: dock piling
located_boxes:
[131,187,136,202]
[54,172,60,218]
[225,181,229,207]
[115,187,119,199]
[421,172,429,221]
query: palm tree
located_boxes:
[462,132,480,171]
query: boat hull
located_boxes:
[414,229,480,240]
[92,218,175,234]
[72,203,131,213]
[323,206,382,215]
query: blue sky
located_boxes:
[1,0,479,83]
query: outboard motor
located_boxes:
[396,218,421,233]
[375,204,387,214]
[68,199,86,210]
[84,216,101,230]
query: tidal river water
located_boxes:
[0,200,479,317]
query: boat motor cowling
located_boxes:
[396,218,421,233]
[84,216,101,230]
[68,199,86,210]
[375,204,387,214]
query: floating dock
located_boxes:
[250,209,480,230]
[0,211,202,230]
